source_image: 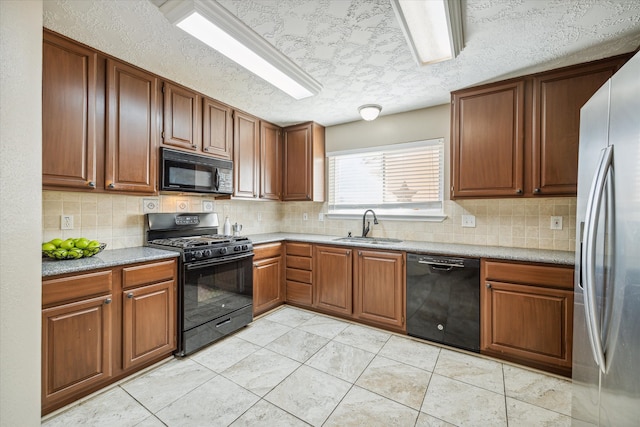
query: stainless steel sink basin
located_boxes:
[333,236,403,245]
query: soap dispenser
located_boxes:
[223,216,231,235]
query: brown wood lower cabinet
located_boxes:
[354,249,405,330]
[253,242,285,316]
[41,258,177,415]
[313,245,353,316]
[285,242,313,306]
[481,259,574,376]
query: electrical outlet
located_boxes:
[142,198,159,213]
[462,214,476,228]
[176,199,189,212]
[303,213,308,221]
[202,200,214,212]
[551,216,563,230]
[318,212,324,222]
[61,215,74,230]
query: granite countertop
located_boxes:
[42,247,179,277]
[247,232,576,266]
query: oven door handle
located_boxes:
[185,252,254,270]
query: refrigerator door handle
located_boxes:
[582,145,613,374]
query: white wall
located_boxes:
[0,1,43,425]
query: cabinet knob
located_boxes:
[346,250,351,255]
[104,298,112,304]
[192,144,197,149]
[534,188,541,193]
[88,181,96,188]
[127,293,134,299]
[486,283,492,289]
[515,188,523,194]
[107,183,115,189]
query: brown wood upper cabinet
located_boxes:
[42,30,157,195]
[481,259,574,376]
[161,82,234,160]
[451,80,525,198]
[282,122,325,201]
[105,59,158,194]
[451,53,631,199]
[42,30,98,190]
[162,82,200,152]
[233,111,282,200]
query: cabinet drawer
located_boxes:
[286,242,312,257]
[43,270,113,307]
[484,260,573,290]
[123,260,176,289]
[254,242,282,260]
[286,268,312,284]
[286,281,312,305]
[286,255,312,271]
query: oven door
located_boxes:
[182,253,253,332]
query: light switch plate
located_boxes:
[142,198,159,213]
[462,214,476,228]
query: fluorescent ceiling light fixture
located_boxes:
[159,0,322,100]
[358,104,382,121]
[391,0,464,66]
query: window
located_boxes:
[327,138,445,220]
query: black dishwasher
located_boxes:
[406,253,480,352]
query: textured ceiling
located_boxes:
[43,0,640,127]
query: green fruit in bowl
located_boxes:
[49,238,63,247]
[60,239,75,250]
[75,238,90,249]
[87,240,101,249]
[42,242,56,252]
[53,249,68,259]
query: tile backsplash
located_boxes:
[43,191,576,252]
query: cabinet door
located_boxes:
[253,255,284,315]
[162,82,200,151]
[122,280,176,370]
[233,111,259,198]
[451,80,525,198]
[105,59,157,194]
[42,294,113,408]
[202,96,233,159]
[532,62,620,195]
[42,31,98,190]
[282,123,312,201]
[481,280,573,371]
[313,245,353,316]
[354,250,405,330]
[260,121,281,200]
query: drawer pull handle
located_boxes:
[486,283,492,289]
[88,181,96,188]
[516,188,523,194]
[127,293,134,299]
[107,183,115,189]
[104,298,112,304]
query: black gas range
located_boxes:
[145,213,254,356]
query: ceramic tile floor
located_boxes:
[41,306,572,427]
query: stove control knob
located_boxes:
[219,247,228,255]
[194,251,203,259]
[233,245,240,252]
[203,249,212,257]
[242,245,248,250]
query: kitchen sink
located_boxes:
[333,236,403,245]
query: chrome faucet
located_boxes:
[361,209,379,238]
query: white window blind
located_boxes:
[327,138,444,218]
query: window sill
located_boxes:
[326,213,447,222]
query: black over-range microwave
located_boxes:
[160,147,233,195]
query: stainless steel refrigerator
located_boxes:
[572,50,640,426]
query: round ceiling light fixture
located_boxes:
[358,104,382,121]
